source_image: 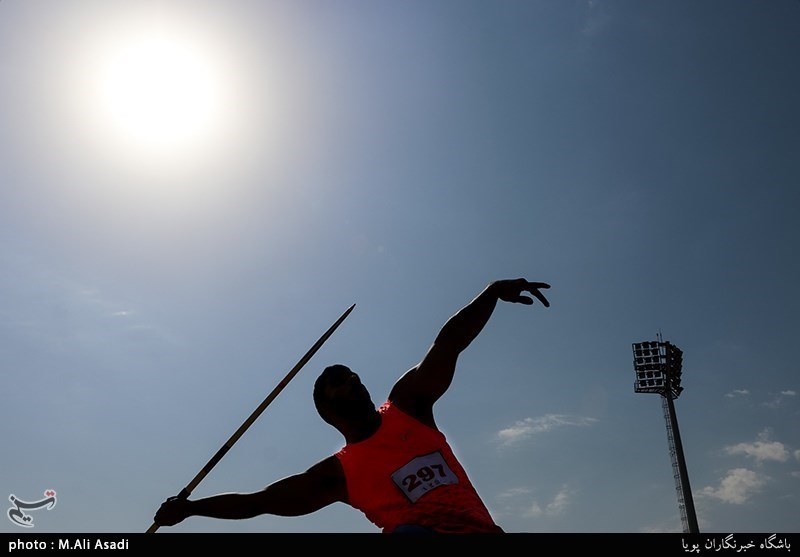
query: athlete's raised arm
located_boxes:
[389,278,550,427]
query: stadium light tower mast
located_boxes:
[632,333,699,534]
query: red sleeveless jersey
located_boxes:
[335,401,503,533]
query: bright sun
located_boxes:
[68,14,243,166]
[97,32,221,153]
[55,6,289,195]
[46,5,288,210]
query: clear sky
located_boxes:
[1,0,798,534]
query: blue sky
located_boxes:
[1,0,798,534]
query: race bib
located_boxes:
[391,451,459,503]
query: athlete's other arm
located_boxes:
[389,278,550,427]
[153,455,346,527]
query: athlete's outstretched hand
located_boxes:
[493,278,551,307]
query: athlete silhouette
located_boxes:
[154,278,550,533]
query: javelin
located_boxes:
[146,303,356,533]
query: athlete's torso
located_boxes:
[335,401,503,533]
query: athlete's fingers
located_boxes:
[525,282,551,307]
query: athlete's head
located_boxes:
[314,364,375,426]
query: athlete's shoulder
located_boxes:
[308,454,346,480]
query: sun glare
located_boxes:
[66,12,248,168]
[98,33,220,153]
[51,5,290,204]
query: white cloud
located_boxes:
[698,468,766,504]
[525,501,544,517]
[523,486,574,518]
[763,390,797,408]
[547,487,573,515]
[727,389,795,407]
[496,414,597,447]
[725,441,790,463]
[497,487,532,499]
[496,485,575,521]
[794,450,800,462]
[725,389,750,398]
[724,430,790,463]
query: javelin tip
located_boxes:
[337,303,356,323]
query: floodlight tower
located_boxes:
[632,334,699,534]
